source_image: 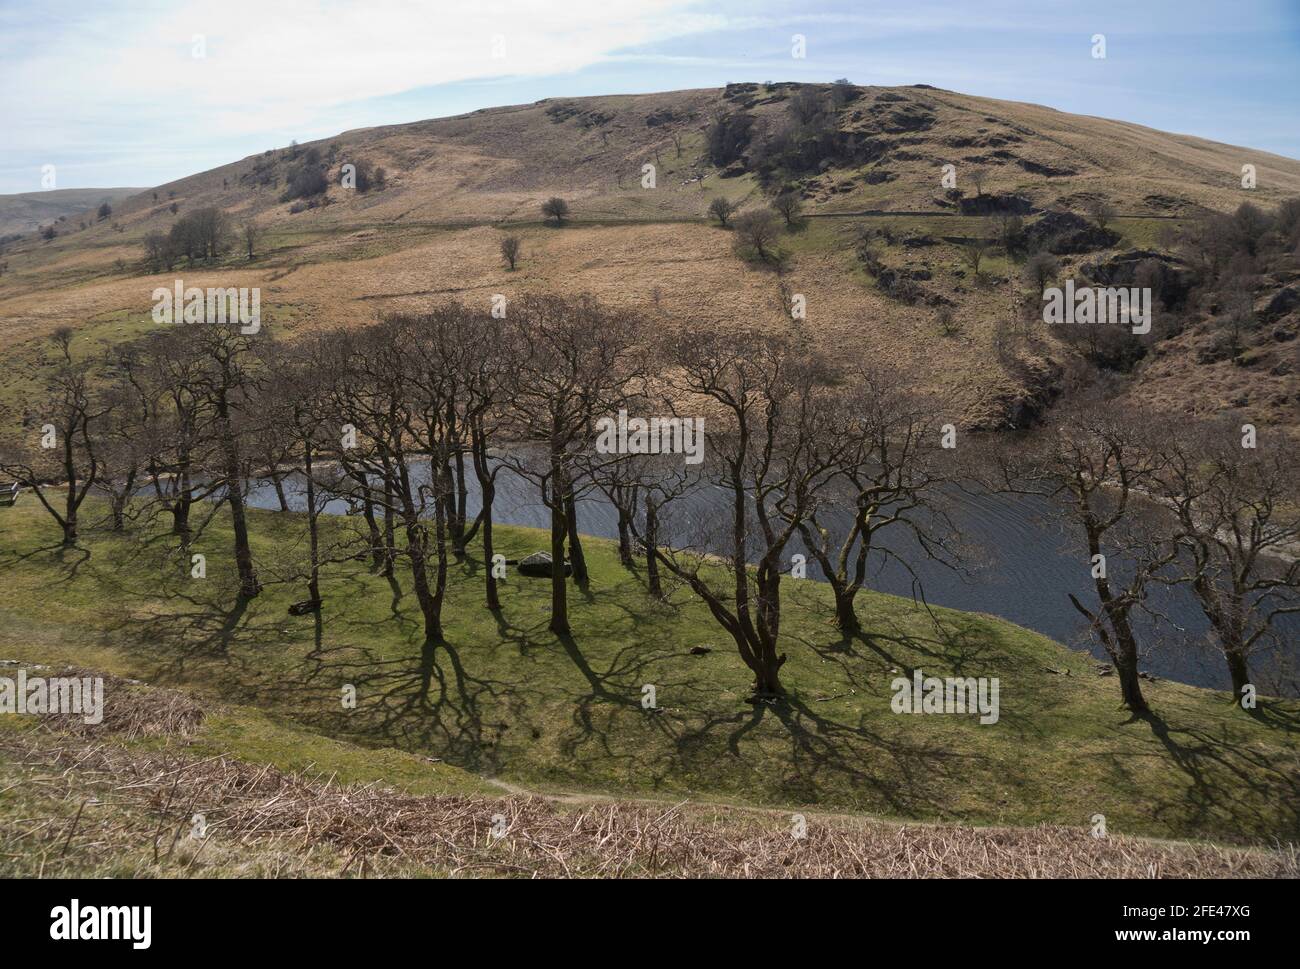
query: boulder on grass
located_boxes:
[516,552,572,579]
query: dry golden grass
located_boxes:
[4,690,1295,879]
[2,82,1297,430]
[0,219,1033,426]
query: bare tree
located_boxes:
[261,336,359,612]
[772,189,803,228]
[959,231,991,277]
[794,369,958,634]
[499,295,643,635]
[541,197,570,226]
[997,395,1175,714]
[595,455,643,570]
[500,235,521,270]
[142,230,175,271]
[191,317,263,599]
[591,395,692,597]
[1157,421,1300,697]
[1023,252,1059,296]
[628,327,836,699]
[1085,199,1117,231]
[133,328,224,544]
[94,347,153,531]
[0,331,107,547]
[707,196,735,227]
[991,213,1026,256]
[327,320,450,645]
[455,311,513,610]
[732,209,783,265]
[242,220,263,260]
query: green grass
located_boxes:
[0,303,300,430]
[1,497,1297,845]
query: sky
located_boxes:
[1,0,1298,194]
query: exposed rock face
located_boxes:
[1082,249,1196,309]
[1257,286,1299,322]
[544,103,612,128]
[958,193,1035,216]
[1027,211,1120,254]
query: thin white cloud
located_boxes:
[2,0,724,139]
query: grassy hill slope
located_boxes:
[0,187,145,238]
[1,498,1297,847]
[1,83,1297,433]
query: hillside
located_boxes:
[0,187,145,238]
[3,678,1293,877]
[0,82,1297,430]
[1,498,1298,848]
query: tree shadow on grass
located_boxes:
[0,541,91,582]
[1092,707,1300,841]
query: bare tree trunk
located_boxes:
[222,450,259,598]
[548,455,570,635]
[62,436,79,547]
[1191,574,1254,700]
[172,500,191,541]
[1225,645,1251,698]
[748,649,786,697]
[110,494,127,531]
[565,490,588,585]
[451,449,468,560]
[397,453,448,646]
[471,432,500,611]
[225,473,260,599]
[482,503,500,611]
[616,511,634,568]
[381,479,396,579]
[406,519,441,645]
[271,475,289,513]
[1071,589,1148,714]
[751,564,788,697]
[216,397,260,599]
[1112,621,1147,713]
[353,475,383,573]
[644,495,661,598]
[304,443,320,603]
[170,464,193,541]
[833,584,861,633]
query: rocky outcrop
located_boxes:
[1027,211,1120,255]
[1256,286,1299,322]
[959,193,1035,216]
[1082,249,1196,309]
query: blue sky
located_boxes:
[1,0,1297,194]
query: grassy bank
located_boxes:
[1,497,1298,846]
